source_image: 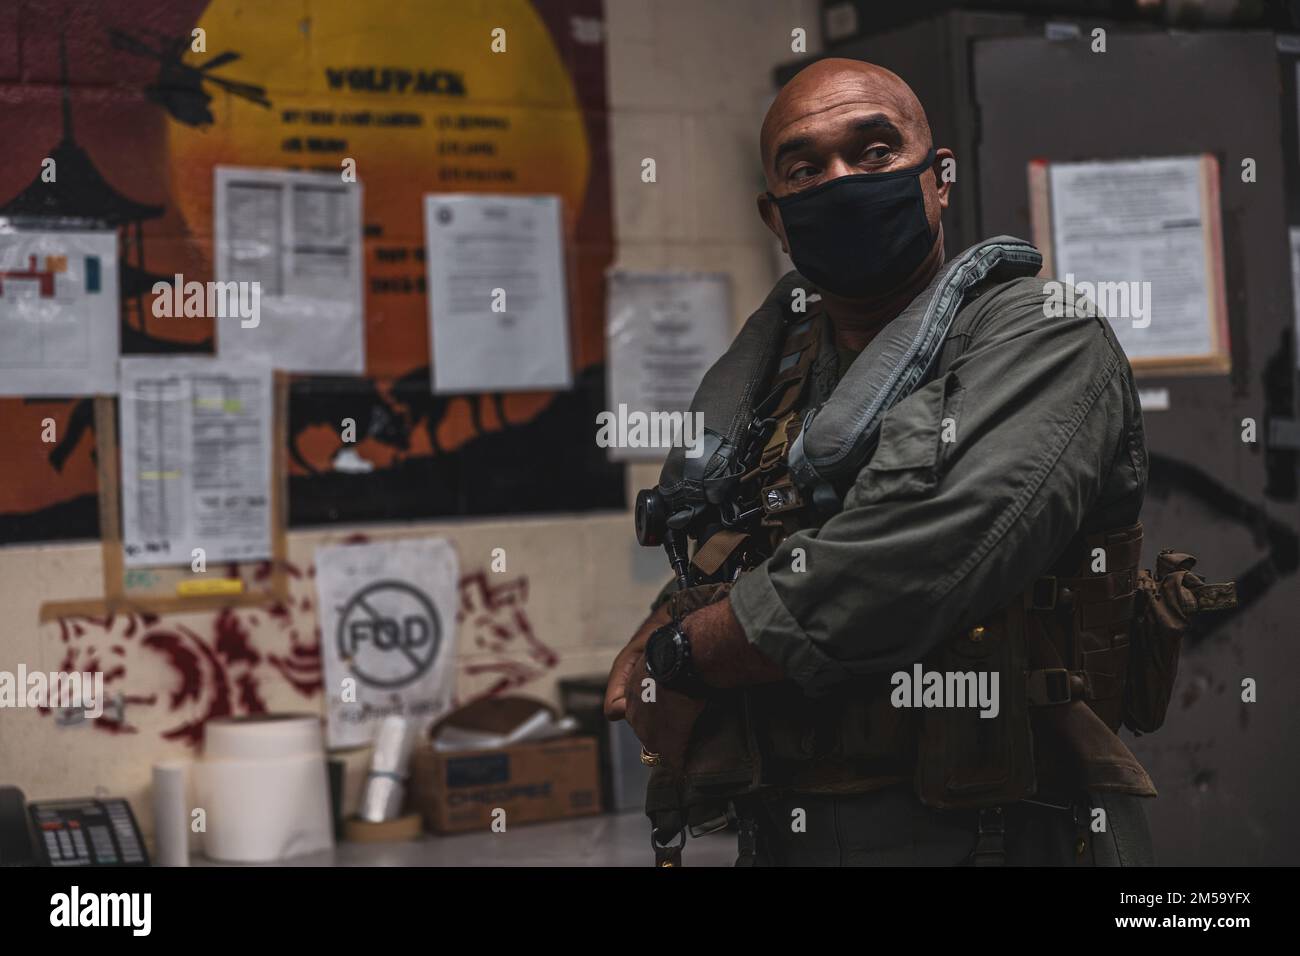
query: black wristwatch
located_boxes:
[644,623,710,697]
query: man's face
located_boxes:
[757,64,953,260]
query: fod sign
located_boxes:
[336,580,442,689]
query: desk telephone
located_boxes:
[0,786,150,867]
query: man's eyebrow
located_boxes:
[770,113,904,170]
[771,135,812,170]
[853,114,902,138]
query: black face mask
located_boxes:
[770,148,937,299]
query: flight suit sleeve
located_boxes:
[727,278,1137,696]
[648,576,677,614]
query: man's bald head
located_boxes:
[760,58,934,189]
[754,57,954,311]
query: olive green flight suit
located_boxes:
[723,273,1154,866]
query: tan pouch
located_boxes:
[1033,698,1156,796]
[1123,551,1237,734]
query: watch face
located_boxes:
[647,626,679,679]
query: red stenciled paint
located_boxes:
[269,625,323,697]
[143,627,223,712]
[41,558,558,744]
[214,607,260,667]
[235,672,266,714]
[456,571,560,705]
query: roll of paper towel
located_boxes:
[205,713,327,761]
[195,715,334,863]
[152,760,192,867]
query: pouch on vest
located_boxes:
[747,673,916,786]
[1124,551,1238,734]
[913,604,1037,809]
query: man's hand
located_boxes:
[603,602,671,721]
[605,594,786,725]
[622,655,706,771]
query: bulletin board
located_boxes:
[0,0,622,546]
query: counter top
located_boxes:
[194,810,737,867]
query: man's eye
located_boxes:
[789,167,817,181]
[863,146,892,163]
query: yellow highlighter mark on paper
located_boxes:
[177,578,245,597]
[193,397,244,412]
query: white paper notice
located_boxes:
[119,357,273,568]
[606,271,732,461]
[1138,387,1170,412]
[214,167,365,374]
[1048,156,1219,362]
[0,227,118,396]
[424,193,571,393]
[315,538,460,748]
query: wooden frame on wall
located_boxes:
[1028,154,1232,377]
[37,372,292,622]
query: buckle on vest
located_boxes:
[688,812,730,838]
[650,825,686,867]
[1027,576,1057,611]
[969,807,1006,867]
[1026,668,1072,706]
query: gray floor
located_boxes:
[194,810,737,867]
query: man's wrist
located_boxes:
[644,622,710,697]
[686,597,786,688]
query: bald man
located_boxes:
[606,59,1159,867]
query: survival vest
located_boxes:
[641,237,1236,866]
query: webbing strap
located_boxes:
[1056,568,1137,604]
[1023,523,1143,705]
[690,528,748,577]
[1085,525,1144,569]
[744,314,824,542]
[758,411,799,473]
[768,314,825,419]
[646,771,686,867]
[779,322,819,355]
[1081,594,1136,631]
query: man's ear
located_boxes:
[756,192,789,254]
[932,147,955,211]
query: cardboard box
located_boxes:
[410,736,603,834]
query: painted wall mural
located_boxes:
[0,0,621,543]
[42,552,558,746]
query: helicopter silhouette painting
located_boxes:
[109,28,271,128]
